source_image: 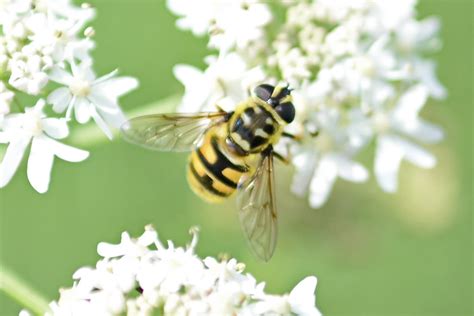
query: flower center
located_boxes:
[315,131,334,152]
[69,78,91,97]
[372,112,391,134]
[355,56,375,77]
[22,111,43,136]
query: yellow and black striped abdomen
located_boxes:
[187,126,248,203]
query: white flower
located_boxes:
[24,12,94,62]
[273,47,313,86]
[0,0,30,23]
[254,277,321,316]
[8,50,51,95]
[32,0,95,23]
[372,85,443,192]
[174,53,265,113]
[167,0,445,208]
[0,99,89,193]
[207,1,272,51]
[39,226,321,316]
[47,60,139,139]
[291,108,369,208]
[0,82,13,124]
[366,0,417,33]
[167,0,222,36]
[407,58,447,100]
[167,0,271,51]
[0,0,137,194]
[394,17,442,54]
[312,0,368,24]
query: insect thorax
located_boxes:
[227,98,283,155]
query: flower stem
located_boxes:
[69,94,181,147]
[0,264,50,315]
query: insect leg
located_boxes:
[224,111,234,122]
[273,151,291,165]
[282,132,303,141]
[213,104,233,122]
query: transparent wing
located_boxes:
[237,153,278,262]
[121,112,226,152]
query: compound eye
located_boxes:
[275,102,295,123]
[254,84,275,102]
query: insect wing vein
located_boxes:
[121,112,226,152]
[237,154,278,261]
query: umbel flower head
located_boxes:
[167,0,446,208]
[0,0,138,193]
[25,226,321,316]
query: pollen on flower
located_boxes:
[69,78,91,97]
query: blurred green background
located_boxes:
[1,0,472,315]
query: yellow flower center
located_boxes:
[69,79,91,97]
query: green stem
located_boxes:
[13,97,24,112]
[69,94,181,147]
[0,264,50,315]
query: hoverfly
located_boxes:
[121,84,297,261]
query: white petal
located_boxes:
[416,61,447,99]
[47,87,72,113]
[97,232,130,257]
[289,276,317,309]
[27,136,54,194]
[173,64,203,87]
[417,17,441,42]
[73,59,95,82]
[0,132,9,143]
[374,135,403,193]
[396,137,436,168]
[93,69,118,85]
[46,138,89,162]
[88,91,120,112]
[0,135,30,188]
[99,107,127,129]
[65,96,77,120]
[401,119,444,144]
[33,99,46,113]
[42,118,69,139]
[93,77,139,99]
[137,227,158,246]
[334,155,369,183]
[74,98,91,124]
[393,84,428,121]
[97,242,125,258]
[309,156,338,208]
[291,150,317,197]
[90,106,113,139]
[48,66,73,86]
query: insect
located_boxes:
[121,84,297,261]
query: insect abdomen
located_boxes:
[187,127,248,203]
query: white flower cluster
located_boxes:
[0,0,138,193]
[37,226,321,316]
[167,0,445,208]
